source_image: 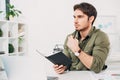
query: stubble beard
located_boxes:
[76,26,89,32]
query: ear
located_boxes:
[89,16,94,23]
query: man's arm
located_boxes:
[89,33,110,73]
[67,35,93,69]
[77,51,93,69]
[67,34,110,73]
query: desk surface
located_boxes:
[1,56,120,80]
[57,71,91,80]
[46,59,120,80]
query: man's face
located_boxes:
[73,9,90,31]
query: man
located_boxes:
[53,2,110,74]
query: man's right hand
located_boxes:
[53,65,67,74]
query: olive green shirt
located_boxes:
[63,27,110,73]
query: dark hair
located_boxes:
[73,2,97,25]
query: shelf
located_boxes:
[9,53,17,56]
[0,20,27,56]
[18,52,25,56]
[0,37,7,39]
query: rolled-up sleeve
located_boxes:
[90,32,110,73]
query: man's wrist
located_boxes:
[78,49,81,53]
[74,49,81,56]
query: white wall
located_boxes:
[11,0,120,60]
[9,0,120,75]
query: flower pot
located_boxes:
[9,15,15,21]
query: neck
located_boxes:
[79,25,92,40]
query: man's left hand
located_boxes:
[67,35,80,53]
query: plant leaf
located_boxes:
[6,3,22,18]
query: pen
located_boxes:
[111,74,120,76]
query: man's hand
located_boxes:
[53,65,67,74]
[67,35,80,53]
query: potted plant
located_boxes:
[9,43,15,53]
[6,3,22,20]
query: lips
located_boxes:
[75,24,79,28]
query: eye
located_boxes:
[77,15,84,18]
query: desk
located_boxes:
[56,71,91,80]
[1,56,120,80]
[46,60,120,80]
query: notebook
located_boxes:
[36,50,72,69]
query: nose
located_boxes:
[74,18,78,24]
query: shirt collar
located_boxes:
[76,26,95,40]
[87,26,95,38]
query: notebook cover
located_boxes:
[46,52,72,69]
